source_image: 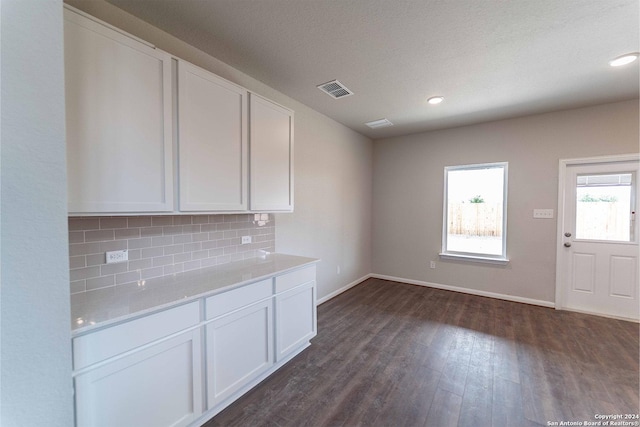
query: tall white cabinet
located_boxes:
[64,9,174,213]
[250,94,295,212]
[178,61,248,211]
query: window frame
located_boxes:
[440,162,509,265]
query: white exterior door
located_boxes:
[557,155,639,321]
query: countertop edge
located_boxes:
[72,255,320,336]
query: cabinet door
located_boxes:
[249,94,294,212]
[275,281,316,361]
[64,9,174,213]
[74,329,202,427]
[178,60,248,211]
[206,299,273,408]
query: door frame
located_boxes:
[555,153,640,316]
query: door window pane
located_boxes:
[575,173,633,241]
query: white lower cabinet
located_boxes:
[74,328,203,427]
[205,299,273,408]
[72,265,317,427]
[275,281,317,362]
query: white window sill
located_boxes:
[438,252,510,265]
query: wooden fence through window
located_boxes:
[448,201,628,240]
[448,203,502,237]
[576,202,628,240]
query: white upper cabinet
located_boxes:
[64,7,294,215]
[249,94,294,212]
[64,8,174,214]
[178,61,248,211]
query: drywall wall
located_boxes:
[373,100,639,304]
[0,1,73,425]
[276,109,373,301]
[64,0,374,302]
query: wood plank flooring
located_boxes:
[204,278,639,427]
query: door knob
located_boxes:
[564,232,572,237]
[564,242,571,247]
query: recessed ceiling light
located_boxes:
[427,96,444,105]
[609,53,639,67]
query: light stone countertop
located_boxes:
[70,253,319,335]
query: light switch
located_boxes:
[533,209,554,219]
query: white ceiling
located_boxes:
[105,0,639,139]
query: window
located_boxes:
[575,173,635,242]
[441,162,508,263]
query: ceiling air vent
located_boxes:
[365,118,394,129]
[317,80,354,99]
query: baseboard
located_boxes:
[316,274,373,306]
[558,306,639,323]
[370,273,556,308]
[321,273,635,322]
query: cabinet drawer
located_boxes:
[206,279,272,320]
[73,302,200,370]
[275,265,316,293]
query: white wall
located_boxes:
[276,110,372,301]
[64,0,374,302]
[0,1,73,426]
[373,100,639,304]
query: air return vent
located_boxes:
[365,118,394,129]
[316,80,354,99]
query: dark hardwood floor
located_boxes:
[204,278,640,427]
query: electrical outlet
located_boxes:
[337,265,341,275]
[430,261,436,269]
[106,250,128,264]
[533,209,554,219]
[241,236,252,244]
